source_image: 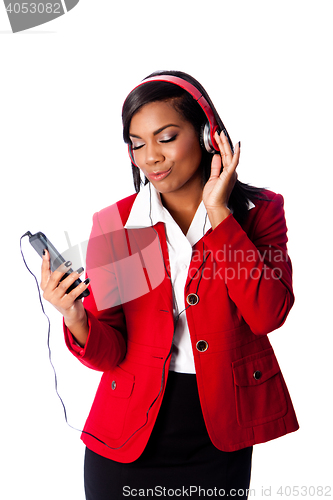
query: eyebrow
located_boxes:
[129,124,180,139]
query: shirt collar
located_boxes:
[125,183,210,247]
[125,182,166,229]
[124,182,255,234]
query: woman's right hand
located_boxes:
[40,250,90,347]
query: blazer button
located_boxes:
[186,293,199,305]
[253,370,262,380]
[111,380,117,390]
[196,340,208,352]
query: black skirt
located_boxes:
[84,371,253,499]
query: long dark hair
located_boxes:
[122,70,267,224]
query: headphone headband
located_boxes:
[127,75,220,153]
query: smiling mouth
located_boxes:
[148,168,172,181]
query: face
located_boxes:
[129,100,203,197]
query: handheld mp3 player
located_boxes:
[28,231,90,300]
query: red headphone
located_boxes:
[126,75,220,165]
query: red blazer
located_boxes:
[64,190,299,463]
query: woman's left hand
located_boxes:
[202,131,240,228]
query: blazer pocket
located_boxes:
[88,367,135,440]
[232,348,287,427]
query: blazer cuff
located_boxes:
[63,309,94,358]
[203,213,238,252]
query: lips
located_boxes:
[148,168,172,181]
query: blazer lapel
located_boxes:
[125,221,174,314]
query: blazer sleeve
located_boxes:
[64,210,127,372]
[203,193,294,335]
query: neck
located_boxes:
[160,177,203,235]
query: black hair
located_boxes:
[122,70,267,225]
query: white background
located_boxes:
[1,1,332,498]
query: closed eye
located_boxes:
[131,135,177,150]
[131,144,144,151]
[160,135,177,144]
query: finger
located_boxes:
[43,266,85,305]
[43,260,74,299]
[230,141,241,171]
[209,154,222,179]
[44,260,73,292]
[40,249,51,291]
[215,131,234,166]
[219,140,241,178]
[53,275,90,311]
[60,277,91,304]
[50,266,85,299]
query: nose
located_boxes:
[145,141,164,166]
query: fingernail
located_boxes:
[83,278,90,285]
[238,141,241,149]
[43,249,46,256]
[76,267,84,274]
[65,261,72,267]
[222,130,227,137]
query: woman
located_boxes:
[41,71,299,499]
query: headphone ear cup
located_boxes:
[200,121,217,154]
[199,123,206,151]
